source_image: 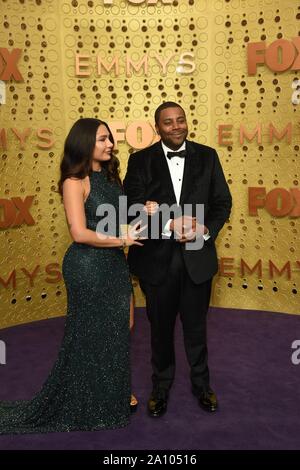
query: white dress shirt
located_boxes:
[161,141,185,237]
[160,141,210,240]
[161,141,186,205]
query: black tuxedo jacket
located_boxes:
[123,140,232,285]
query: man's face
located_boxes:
[155,106,188,150]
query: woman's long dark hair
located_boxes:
[58,118,121,196]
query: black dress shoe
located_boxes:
[147,394,168,417]
[198,389,218,412]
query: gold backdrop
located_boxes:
[0,0,299,328]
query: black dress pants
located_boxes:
[140,243,212,397]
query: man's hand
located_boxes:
[170,216,208,243]
[144,200,159,215]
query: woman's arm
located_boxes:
[63,178,142,248]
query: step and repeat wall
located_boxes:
[0,0,299,328]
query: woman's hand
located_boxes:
[123,221,147,247]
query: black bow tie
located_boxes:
[166,150,187,159]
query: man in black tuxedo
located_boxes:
[124,102,232,417]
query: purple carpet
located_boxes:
[0,307,300,450]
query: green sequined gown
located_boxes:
[0,171,132,434]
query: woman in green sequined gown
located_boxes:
[0,118,143,434]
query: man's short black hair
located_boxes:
[154,101,185,125]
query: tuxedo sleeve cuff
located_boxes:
[161,219,172,238]
[203,230,210,241]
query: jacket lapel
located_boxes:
[179,140,197,205]
[152,142,177,204]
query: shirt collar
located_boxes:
[161,140,186,159]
